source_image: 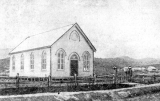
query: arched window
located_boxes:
[69,30,80,41]
[83,52,90,71]
[21,54,24,70]
[12,55,15,70]
[42,51,46,70]
[30,53,34,70]
[57,50,65,70]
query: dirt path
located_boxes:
[125,93,160,101]
[1,83,160,101]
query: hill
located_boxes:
[0,48,12,59]
[0,57,10,73]
[94,56,160,75]
[1,55,160,76]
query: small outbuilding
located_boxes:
[132,67,145,72]
[147,66,157,72]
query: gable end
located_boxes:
[74,23,96,52]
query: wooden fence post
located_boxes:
[142,75,145,84]
[88,76,91,90]
[94,74,96,85]
[74,74,77,90]
[16,73,19,93]
[125,76,127,82]
[48,75,51,92]
[119,76,121,83]
[112,74,115,84]
[88,76,90,88]
[153,74,156,83]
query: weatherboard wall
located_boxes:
[51,25,94,77]
[9,48,50,77]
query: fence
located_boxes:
[131,74,160,84]
[0,75,127,93]
[3,74,159,91]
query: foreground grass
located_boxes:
[0,84,132,95]
[126,92,160,101]
[0,96,59,101]
[2,83,160,101]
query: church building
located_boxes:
[9,23,96,77]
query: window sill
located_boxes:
[57,69,64,71]
[41,69,47,72]
[30,69,34,72]
[20,70,24,72]
[83,70,90,72]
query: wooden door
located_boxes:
[70,60,78,76]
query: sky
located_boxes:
[0,0,160,59]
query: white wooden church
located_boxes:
[9,23,96,77]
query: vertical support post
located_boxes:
[4,78,6,94]
[122,76,124,83]
[115,69,117,87]
[74,73,77,90]
[114,71,116,84]
[153,74,156,83]
[115,69,117,84]
[127,66,132,82]
[120,76,122,83]
[66,80,68,91]
[48,75,51,92]
[142,75,145,84]
[94,74,96,85]
[16,73,19,93]
[131,69,132,82]
[50,48,52,79]
[113,66,117,88]
[88,75,91,90]
[112,75,114,84]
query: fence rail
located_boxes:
[1,73,160,95]
[2,74,160,87]
[0,75,127,89]
[131,74,160,84]
[3,74,159,95]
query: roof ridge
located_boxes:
[9,37,29,54]
[9,23,75,54]
[28,23,75,38]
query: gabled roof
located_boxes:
[74,23,96,52]
[10,23,96,54]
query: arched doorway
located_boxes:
[70,54,79,76]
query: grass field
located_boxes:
[0,84,132,95]
[2,83,160,101]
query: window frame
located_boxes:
[30,52,34,70]
[69,30,80,41]
[21,54,24,70]
[57,50,65,70]
[83,52,90,72]
[41,51,47,70]
[12,55,15,71]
